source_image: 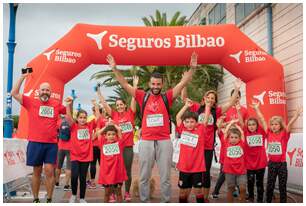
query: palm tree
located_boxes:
[91,10,224,125]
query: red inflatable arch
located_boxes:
[17,23,287,138]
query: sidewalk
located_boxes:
[8,155,303,203]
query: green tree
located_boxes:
[91,10,224,125]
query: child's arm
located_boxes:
[287,106,302,132]
[176,98,192,126]
[224,119,239,140]
[235,124,245,142]
[92,99,100,120]
[113,123,123,139]
[216,115,226,132]
[64,96,75,126]
[202,100,212,126]
[95,125,107,137]
[96,86,112,116]
[130,75,139,113]
[250,101,268,132]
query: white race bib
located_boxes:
[146,114,164,127]
[103,142,120,156]
[119,122,133,133]
[180,131,199,148]
[77,129,89,140]
[198,114,214,125]
[247,135,263,147]
[39,106,54,118]
[268,142,282,155]
[227,146,243,158]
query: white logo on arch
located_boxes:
[229,50,242,64]
[43,49,55,61]
[253,91,266,105]
[86,31,108,50]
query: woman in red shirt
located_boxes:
[96,122,127,203]
[65,97,96,203]
[252,103,302,203]
[95,76,138,201]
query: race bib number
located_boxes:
[227,146,243,158]
[180,132,199,148]
[198,114,214,125]
[39,106,54,118]
[119,122,133,133]
[247,135,263,147]
[77,129,89,140]
[268,142,282,155]
[103,142,120,156]
[146,114,164,127]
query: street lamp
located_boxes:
[4,3,18,138]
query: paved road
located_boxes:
[7,155,302,203]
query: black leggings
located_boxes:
[90,146,100,179]
[266,161,288,203]
[71,161,90,199]
[247,168,265,202]
[203,150,214,188]
[213,164,225,195]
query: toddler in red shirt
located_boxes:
[252,102,302,203]
[96,122,127,203]
[223,119,246,203]
[175,99,207,203]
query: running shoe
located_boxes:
[109,193,116,203]
[124,192,132,201]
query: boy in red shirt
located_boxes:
[96,122,127,203]
[252,103,302,203]
[175,99,207,203]
[223,119,246,203]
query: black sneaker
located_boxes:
[64,185,71,191]
[33,198,40,203]
[55,182,60,189]
[46,198,52,203]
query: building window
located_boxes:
[208,3,226,25]
[200,17,206,25]
[235,3,262,24]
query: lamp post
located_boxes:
[4,3,18,138]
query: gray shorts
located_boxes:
[57,149,71,170]
[225,173,247,188]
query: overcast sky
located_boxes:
[3,3,198,115]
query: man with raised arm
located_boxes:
[11,71,67,203]
[106,53,197,202]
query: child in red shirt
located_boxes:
[96,122,127,203]
[175,99,207,203]
[65,97,95,203]
[252,102,302,203]
[223,119,246,203]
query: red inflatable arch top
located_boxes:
[17,23,287,138]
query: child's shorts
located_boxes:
[225,173,247,188]
[178,171,204,189]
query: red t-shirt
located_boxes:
[244,126,267,170]
[112,109,135,147]
[57,118,71,150]
[95,117,108,147]
[189,102,222,150]
[176,123,206,173]
[218,130,225,165]
[266,129,290,163]
[70,121,95,162]
[22,95,66,143]
[135,89,173,140]
[98,137,127,185]
[225,106,249,123]
[223,140,246,175]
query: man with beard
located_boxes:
[106,53,197,202]
[11,71,67,203]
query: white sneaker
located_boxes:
[69,195,77,203]
[79,199,87,203]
